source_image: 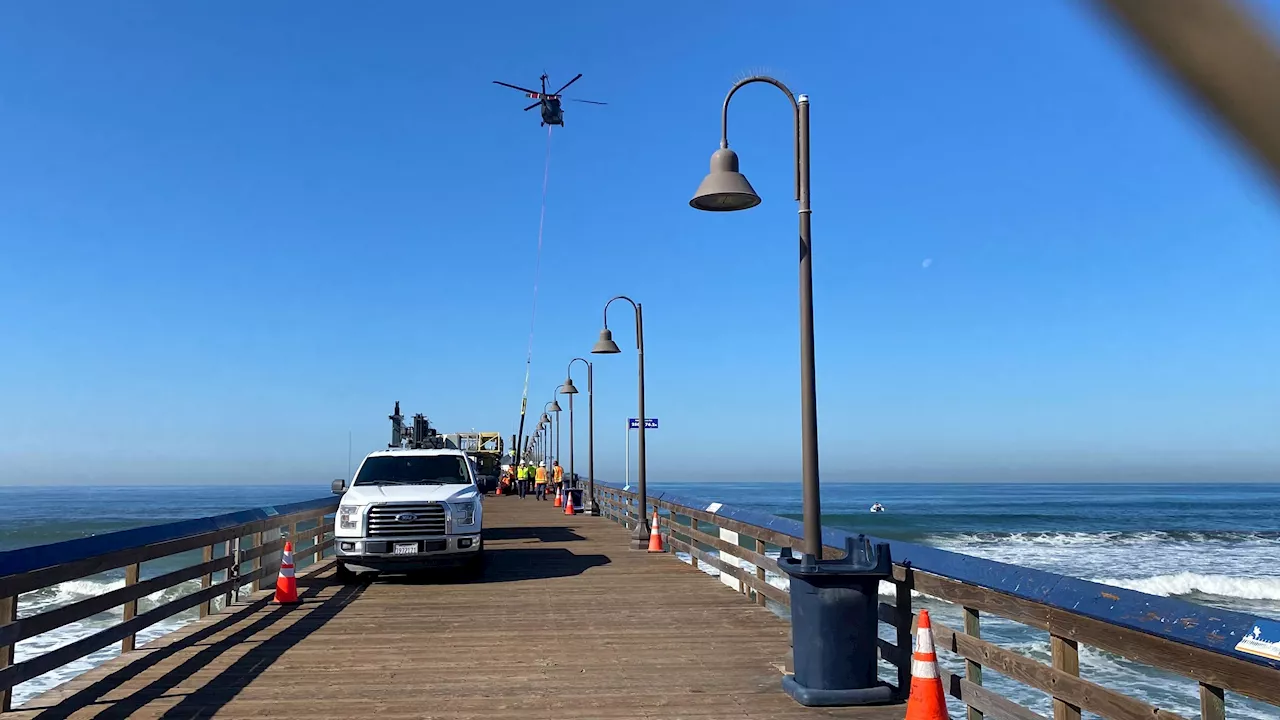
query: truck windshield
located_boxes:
[353,456,472,486]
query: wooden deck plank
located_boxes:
[9,498,904,719]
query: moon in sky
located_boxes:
[922,258,933,269]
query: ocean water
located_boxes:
[655,481,1280,720]
[3,482,1280,718]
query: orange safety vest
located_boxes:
[553,466,564,482]
[535,466,547,484]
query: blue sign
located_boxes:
[627,417,658,429]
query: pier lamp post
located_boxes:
[540,411,554,466]
[561,357,595,514]
[547,396,563,470]
[592,295,648,549]
[692,78,895,709]
[690,76,823,562]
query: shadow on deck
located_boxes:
[13,498,903,720]
[24,570,365,719]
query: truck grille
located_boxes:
[366,503,447,538]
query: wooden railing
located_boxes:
[595,482,1280,720]
[0,496,338,712]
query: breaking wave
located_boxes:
[1094,572,1280,601]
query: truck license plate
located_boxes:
[393,542,417,555]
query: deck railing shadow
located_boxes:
[19,565,364,719]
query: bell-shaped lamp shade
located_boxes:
[540,413,552,424]
[548,399,562,413]
[592,328,622,354]
[690,147,761,212]
[559,377,579,395]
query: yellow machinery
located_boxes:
[443,432,504,491]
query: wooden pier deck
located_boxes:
[9,498,901,720]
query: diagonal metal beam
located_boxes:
[1089,0,1280,191]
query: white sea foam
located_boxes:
[1094,572,1280,601]
[928,530,1280,611]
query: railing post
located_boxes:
[251,531,265,592]
[1051,634,1081,720]
[230,536,242,604]
[894,572,913,698]
[717,521,743,594]
[120,563,140,652]
[963,606,983,720]
[685,516,697,567]
[1199,683,1225,720]
[1,594,17,713]
[256,527,281,592]
[755,537,768,606]
[316,518,327,561]
[199,545,214,618]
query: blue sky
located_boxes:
[2,2,1278,485]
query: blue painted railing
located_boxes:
[0,497,337,580]
[593,479,1280,674]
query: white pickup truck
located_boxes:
[330,448,485,580]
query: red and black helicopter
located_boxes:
[492,73,606,127]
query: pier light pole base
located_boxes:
[628,521,650,550]
[778,536,897,707]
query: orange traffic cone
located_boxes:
[273,541,299,605]
[564,488,576,515]
[647,509,664,552]
[905,609,947,720]
[496,481,504,496]
[553,486,563,508]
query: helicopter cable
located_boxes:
[515,123,554,462]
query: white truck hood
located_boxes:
[341,484,478,505]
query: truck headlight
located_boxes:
[339,505,362,530]
[449,501,478,526]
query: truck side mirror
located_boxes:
[331,479,346,494]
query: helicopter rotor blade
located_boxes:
[493,80,542,95]
[523,101,540,111]
[552,73,583,95]
[567,98,607,106]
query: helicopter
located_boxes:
[492,73,606,127]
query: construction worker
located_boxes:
[534,462,548,500]
[516,463,529,499]
[553,461,564,495]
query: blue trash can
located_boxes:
[778,534,897,707]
